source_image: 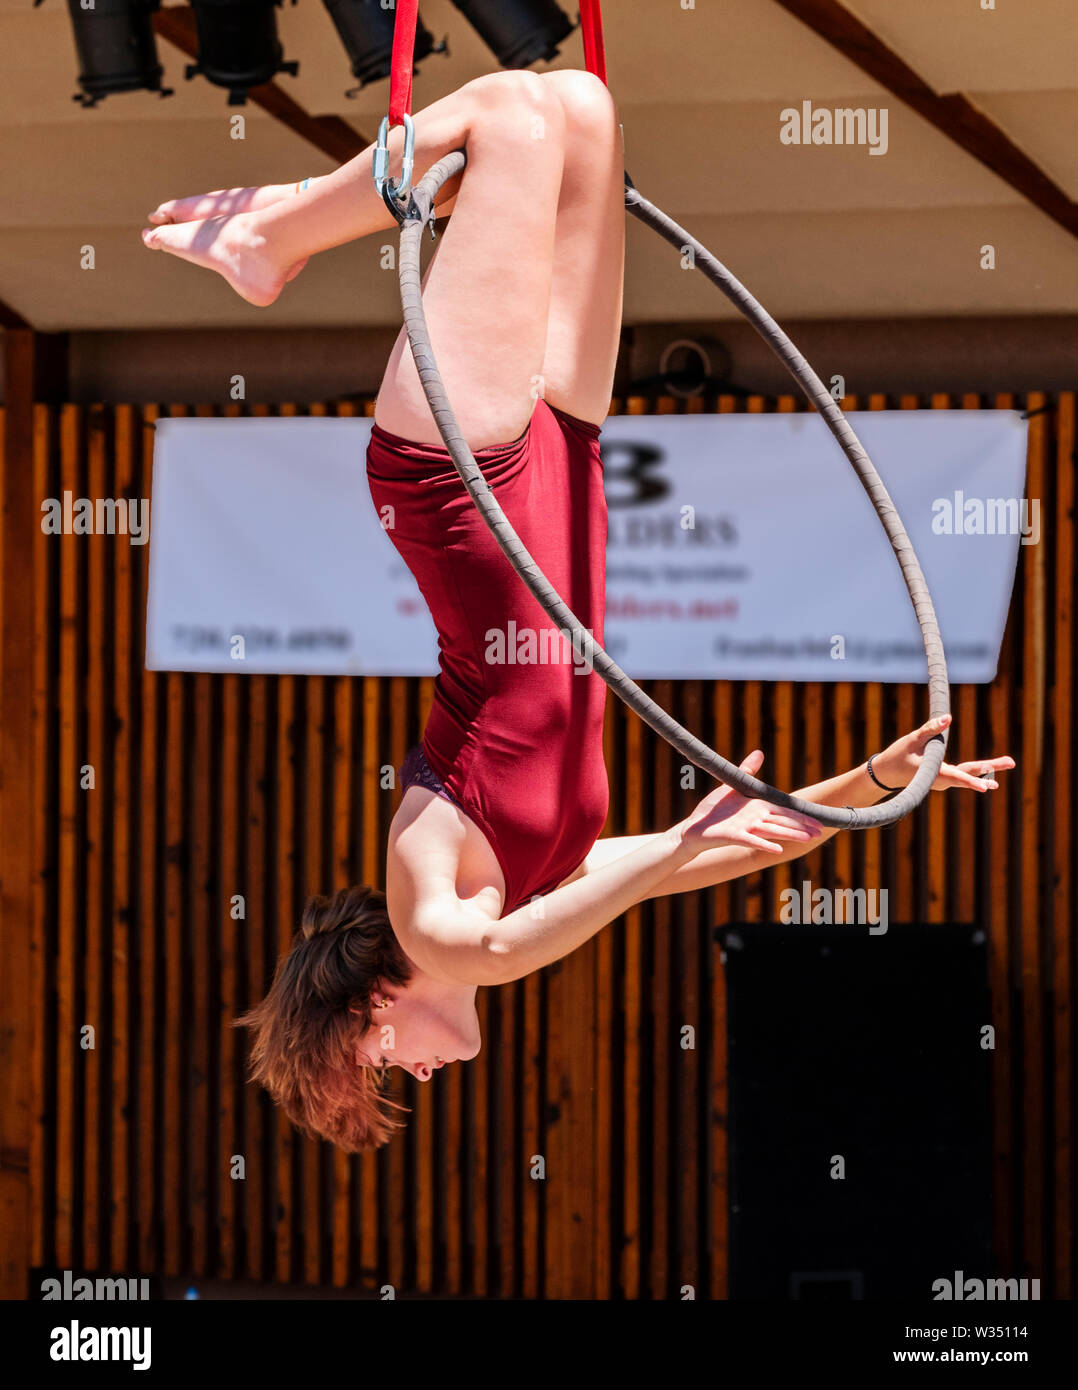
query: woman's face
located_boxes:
[355,979,481,1082]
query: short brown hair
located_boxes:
[236,885,413,1151]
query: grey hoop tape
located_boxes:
[390,150,950,829]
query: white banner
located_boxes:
[146,410,1028,682]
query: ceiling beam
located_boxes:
[773,0,1078,241]
[0,302,31,331]
[153,6,370,163]
[13,1,380,338]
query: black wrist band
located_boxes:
[866,754,901,794]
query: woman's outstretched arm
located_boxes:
[578,712,1015,901]
[399,754,823,987]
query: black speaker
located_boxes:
[716,922,992,1299]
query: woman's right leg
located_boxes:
[142,73,566,448]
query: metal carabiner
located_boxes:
[372,112,415,206]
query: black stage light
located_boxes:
[45,0,174,108]
[185,0,300,105]
[450,0,572,68]
[322,0,440,99]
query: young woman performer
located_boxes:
[142,70,1014,1151]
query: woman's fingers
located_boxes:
[754,822,816,841]
[964,756,1015,772]
[942,765,996,791]
[763,811,823,836]
[936,754,1015,791]
[735,831,783,854]
[749,808,822,840]
[715,750,764,803]
[908,712,952,752]
[697,751,765,815]
[698,806,819,847]
[691,756,820,850]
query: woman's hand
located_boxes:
[677,750,823,856]
[871,713,1016,793]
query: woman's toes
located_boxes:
[141,224,179,250]
[140,220,197,257]
[147,195,208,226]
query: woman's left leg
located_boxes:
[140,72,528,309]
[535,70,626,427]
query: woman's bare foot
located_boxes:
[141,211,299,307]
[147,182,303,227]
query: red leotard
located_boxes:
[366,397,609,914]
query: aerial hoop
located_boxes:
[386,149,950,830]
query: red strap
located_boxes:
[579,0,607,85]
[388,0,419,125]
[389,0,606,124]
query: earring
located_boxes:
[375,997,391,1010]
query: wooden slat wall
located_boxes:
[0,330,39,1300]
[8,389,1074,1299]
